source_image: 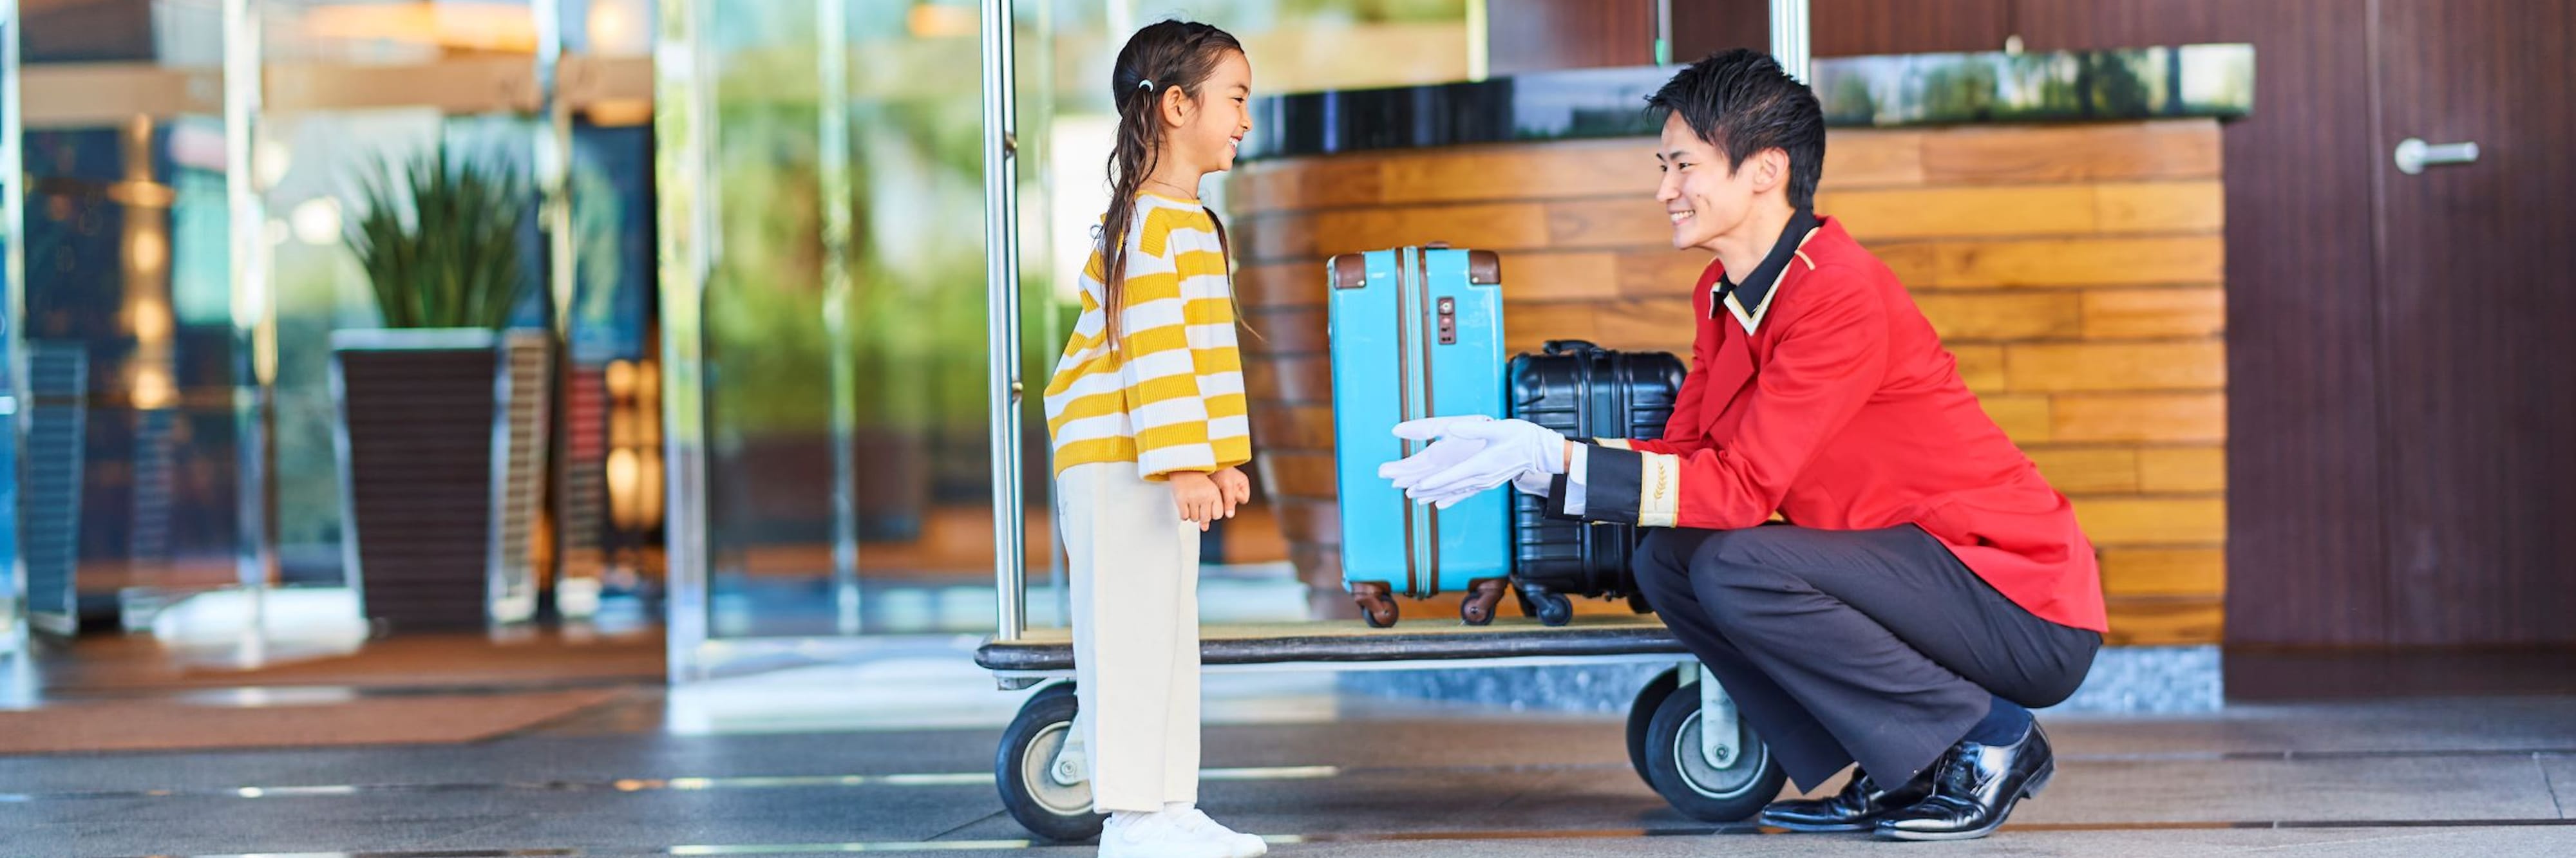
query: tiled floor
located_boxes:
[3,652,2571,857]
[8,572,2573,857]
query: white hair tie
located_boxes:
[1137,79,1155,91]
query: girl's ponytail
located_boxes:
[1096,80,1160,350]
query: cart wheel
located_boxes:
[1460,577,1510,626]
[1641,677,1786,822]
[1626,668,1681,787]
[1352,583,1399,628]
[995,686,1106,841]
[1533,592,1575,627]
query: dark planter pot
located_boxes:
[331,330,551,633]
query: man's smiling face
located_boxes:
[1654,111,1763,254]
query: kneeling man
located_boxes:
[1381,50,2105,841]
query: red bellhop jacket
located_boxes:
[1549,215,2108,632]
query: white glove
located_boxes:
[1511,469,1555,497]
[1387,416,1569,508]
[1377,415,1493,489]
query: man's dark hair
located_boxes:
[1645,49,1826,210]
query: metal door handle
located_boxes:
[2395,138,2479,175]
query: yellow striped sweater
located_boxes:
[1043,193,1251,480]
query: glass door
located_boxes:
[656,0,1062,679]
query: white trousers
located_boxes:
[1058,461,1202,812]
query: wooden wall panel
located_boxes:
[1249,404,1335,452]
[2094,182,2228,234]
[23,0,156,63]
[1918,122,2223,183]
[2026,448,2142,495]
[2076,497,2228,546]
[2104,599,2224,646]
[1810,0,2014,57]
[1819,185,2102,240]
[1239,306,1327,356]
[1979,395,2054,441]
[2101,548,2228,598]
[2050,393,2226,443]
[2003,342,2226,393]
[1226,133,1939,212]
[1486,0,1656,75]
[1669,0,1772,61]
[1914,293,2084,340]
[1821,131,1929,187]
[2139,447,2228,494]
[1949,345,2009,393]
[2081,288,2227,339]
[1922,237,2226,288]
[1376,140,1661,205]
[1257,451,1340,499]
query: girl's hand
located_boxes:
[1212,467,1252,515]
[1168,471,1224,531]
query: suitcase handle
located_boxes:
[1542,339,1604,356]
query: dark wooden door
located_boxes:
[2011,0,2395,646]
[2371,0,2576,646]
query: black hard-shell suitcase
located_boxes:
[1506,340,1687,626]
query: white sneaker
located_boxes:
[1097,812,1235,858]
[1165,807,1267,858]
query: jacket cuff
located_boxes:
[1542,475,1576,520]
[1544,446,1681,527]
[1562,446,1641,525]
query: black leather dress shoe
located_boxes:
[1757,770,1935,832]
[1873,720,2054,841]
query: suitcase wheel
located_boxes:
[1532,592,1574,626]
[1459,577,1511,626]
[1351,583,1399,628]
[1512,581,1577,626]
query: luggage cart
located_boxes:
[975,616,1787,841]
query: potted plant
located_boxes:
[332,145,550,632]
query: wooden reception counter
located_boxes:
[1224,48,2251,646]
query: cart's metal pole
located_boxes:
[818,0,862,637]
[980,0,1027,642]
[1769,0,1811,82]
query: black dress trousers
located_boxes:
[1632,524,2102,791]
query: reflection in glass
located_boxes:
[658,1,1477,662]
[14,3,245,638]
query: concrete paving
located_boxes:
[4,684,2571,857]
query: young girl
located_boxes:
[1039,19,1264,858]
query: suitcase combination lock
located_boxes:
[1435,297,1457,344]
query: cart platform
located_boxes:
[974,615,1685,673]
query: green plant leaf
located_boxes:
[343,142,530,329]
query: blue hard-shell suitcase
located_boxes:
[1326,244,1514,627]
